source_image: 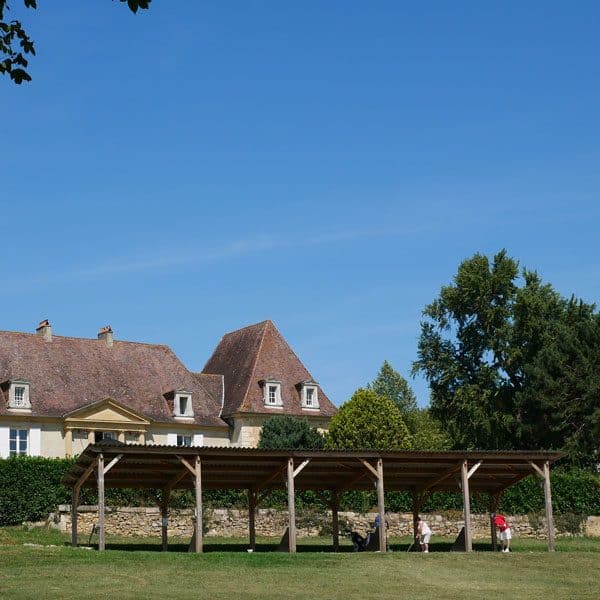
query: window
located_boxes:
[13,386,25,406]
[268,386,277,405]
[8,381,31,410]
[9,429,28,456]
[177,434,192,447]
[174,391,194,417]
[305,387,315,407]
[94,431,116,443]
[301,382,320,409]
[179,396,190,415]
[261,379,282,407]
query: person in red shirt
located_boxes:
[492,513,512,553]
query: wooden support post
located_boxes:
[194,456,203,553]
[71,487,79,547]
[97,453,105,551]
[161,489,170,552]
[543,461,555,552]
[71,458,97,548]
[412,491,420,550]
[287,458,297,553]
[376,458,386,553]
[490,493,500,552]
[249,488,257,551]
[460,459,472,552]
[331,491,340,552]
[529,461,556,552]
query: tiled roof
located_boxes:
[0,331,224,427]
[202,320,337,418]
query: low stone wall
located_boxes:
[51,506,600,539]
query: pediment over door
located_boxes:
[63,398,151,430]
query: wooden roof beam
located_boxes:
[293,459,310,479]
[164,467,191,493]
[358,459,379,480]
[73,459,98,492]
[176,455,196,476]
[418,463,461,494]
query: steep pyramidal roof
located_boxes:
[202,320,337,418]
[0,331,224,426]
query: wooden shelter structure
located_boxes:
[62,444,563,553]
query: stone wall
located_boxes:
[52,506,599,539]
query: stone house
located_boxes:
[0,319,336,457]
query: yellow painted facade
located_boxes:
[1,401,330,458]
[0,398,233,458]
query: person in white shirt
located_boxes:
[417,516,432,553]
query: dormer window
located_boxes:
[174,390,193,418]
[261,378,283,407]
[300,381,319,409]
[8,380,31,410]
[268,386,277,404]
[14,386,25,405]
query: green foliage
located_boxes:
[0,456,72,524]
[258,416,325,450]
[367,361,451,450]
[368,360,417,414]
[517,306,600,469]
[412,249,599,467]
[408,409,453,450]
[0,456,168,525]
[0,0,150,85]
[325,388,412,450]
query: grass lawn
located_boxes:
[1,527,599,599]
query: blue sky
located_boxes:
[2,1,599,407]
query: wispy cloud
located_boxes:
[15,222,438,290]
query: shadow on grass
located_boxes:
[73,539,499,553]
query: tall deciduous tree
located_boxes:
[325,389,412,450]
[368,360,450,450]
[258,416,325,450]
[518,304,600,469]
[1,0,151,85]
[412,249,599,467]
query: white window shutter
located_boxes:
[29,427,41,456]
[193,434,204,447]
[167,433,177,446]
[0,426,9,458]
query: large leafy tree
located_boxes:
[518,304,600,469]
[408,409,452,451]
[258,416,325,450]
[325,389,412,450]
[412,249,599,466]
[368,360,418,414]
[1,0,151,85]
[368,360,450,450]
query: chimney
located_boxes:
[98,325,114,348]
[36,319,52,342]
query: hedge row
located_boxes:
[1,457,598,526]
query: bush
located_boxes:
[0,456,73,525]
[325,389,412,450]
[499,469,600,515]
[258,416,325,450]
